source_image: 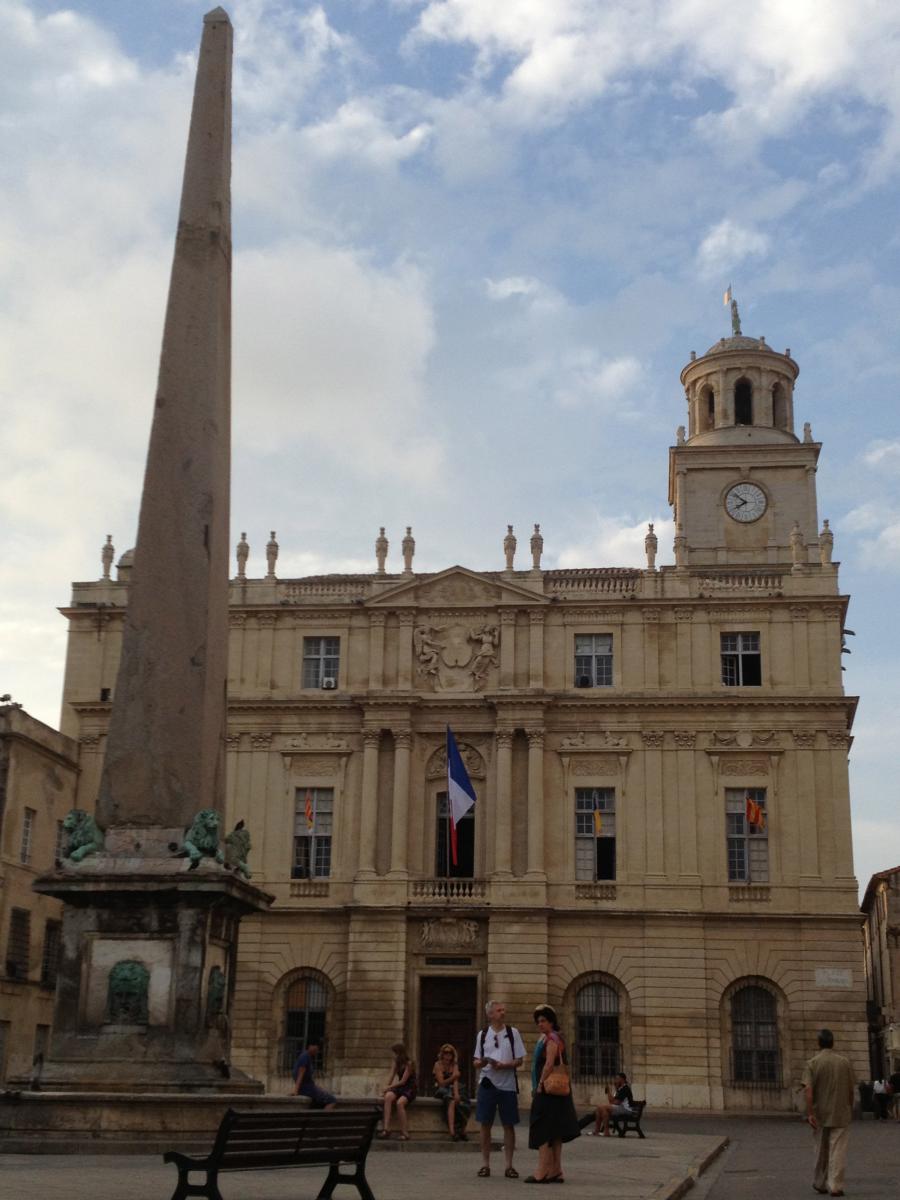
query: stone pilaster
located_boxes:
[526,729,545,877]
[529,610,545,688]
[494,730,513,876]
[388,731,411,877]
[368,611,386,690]
[499,611,516,688]
[357,729,381,877]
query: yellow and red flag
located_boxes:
[305,789,314,832]
[745,793,766,830]
[593,797,603,836]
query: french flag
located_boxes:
[447,726,476,866]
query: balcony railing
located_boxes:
[410,878,487,902]
[729,884,771,902]
[290,880,330,898]
[575,883,617,901]
[547,570,640,597]
[696,571,783,593]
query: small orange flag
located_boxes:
[305,789,314,832]
[745,794,766,831]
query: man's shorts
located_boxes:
[301,1083,337,1109]
[610,1104,631,1118]
[475,1080,519,1126]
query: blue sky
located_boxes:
[2,1,899,894]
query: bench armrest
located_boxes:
[163,1151,211,1170]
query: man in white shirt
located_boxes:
[473,999,526,1178]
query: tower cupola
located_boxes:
[680,329,799,446]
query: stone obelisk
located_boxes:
[33,8,269,1093]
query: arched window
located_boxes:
[574,981,621,1082]
[283,972,330,1075]
[700,386,715,432]
[731,985,779,1085]
[772,382,788,429]
[734,378,753,425]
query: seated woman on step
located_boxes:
[380,1042,417,1140]
[433,1043,470,1140]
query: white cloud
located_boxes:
[697,218,770,279]
[485,275,543,300]
[556,516,675,570]
[554,354,644,410]
[863,439,900,468]
[302,97,432,166]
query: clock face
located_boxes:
[725,482,767,523]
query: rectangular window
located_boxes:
[6,908,31,979]
[575,787,616,881]
[40,920,62,990]
[302,637,340,689]
[721,632,761,686]
[20,807,35,864]
[292,788,333,878]
[435,791,475,878]
[726,788,768,882]
[574,634,613,687]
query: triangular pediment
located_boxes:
[367,565,548,608]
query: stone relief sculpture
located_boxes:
[172,809,223,869]
[420,917,479,949]
[224,819,251,879]
[469,625,499,689]
[107,960,150,1025]
[413,625,442,680]
[561,731,627,749]
[60,808,105,863]
[426,741,486,780]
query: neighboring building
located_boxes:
[861,866,900,1078]
[58,327,868,1109]
[0,704,78,1081]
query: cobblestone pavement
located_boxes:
[0,1128,725,1200]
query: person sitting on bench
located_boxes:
[587,1072,634,1136]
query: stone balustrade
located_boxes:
[409,878,487,902]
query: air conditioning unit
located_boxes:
[321,677,337,690]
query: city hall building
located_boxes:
[57,328,867,1108]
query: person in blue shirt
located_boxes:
[292,1040,336,1109]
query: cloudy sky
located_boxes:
[2,0,898,893]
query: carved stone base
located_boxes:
[28,864,271,1094]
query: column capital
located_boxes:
[393,730,413,750]
[525,729,545,748]
[496,730,514,749]
[528,609,546,625]
[500,609,518,625]
[397,610,417,626]
[369,611,387,627]
[362,728,382,748]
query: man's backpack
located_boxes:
[478,1024,519,1093]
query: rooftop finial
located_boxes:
[723,284,741,336]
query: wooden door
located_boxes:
[419,976,478,1094]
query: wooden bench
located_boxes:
[163,1106,380,1200]
[611,1100,646,1138]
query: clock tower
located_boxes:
[668,319,823,568]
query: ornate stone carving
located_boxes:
[719,756,768,776]
[827,731,850,748]
[426,741,486,780]
[236,532,249,580]
[257,612,277,627]
[224,734,241,748]
[560,731,628,749]
[641,731,664,748]
[417,575,498,606]
[571,755,622,775]
[398,610,417,626]
[673,607,693,622]
[790,605,809,620]
[413,621,499,691]
[674,533,688,568]
[285,732,349,751]
[79,734,101,747]
[643,608,660,623]
[106,960,150,1025]
[375,527,388,574]
[370,610,387,628]
[500,609,517,626]
[496,731,514,750]
[414,624,442,681]
[229,612,247,627]
[419,917,479,949]
[530,524,543,570]
[752,731,777,746]
[529,610,545,626]
[712,731,737,746]
[676,425,686,445]
[525,729,544,748]
[644,523,658,569]
[250,732,273,749]
[790,521,804,569]
[672,731,696,748]
[394,730,413,751]
[821,605,841,619]
[793,731,816,748]
[363,729,381,749]
[265,530,278,580]
[503,525,517,571]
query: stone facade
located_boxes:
[56,332,867,1108]
[861,866,900,1078]
[0,705,78,1081]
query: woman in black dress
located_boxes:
[526,1004,580,1183]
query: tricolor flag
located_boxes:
[723,284,733,306]
[447,727,477,867]
[745,793,766,831]
[305,789,314,833]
